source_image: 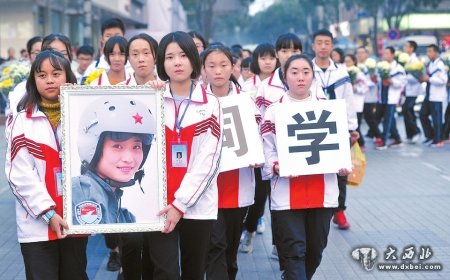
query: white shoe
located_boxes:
[256,218,265,234]
[240,230,246,243]
[240,231,255,253]
[411,133,420,143]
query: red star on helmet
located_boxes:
[132,113,143,124]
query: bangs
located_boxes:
[276,33,302,51]
[34,51,66,73]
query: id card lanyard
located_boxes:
[171,81,194,142]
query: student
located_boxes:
[95,17,126,70]
[73,45,95,84]
[202,45,259,280]
[355,46,380,139]
[90,36,131,86]
[242,48,252,59]
[331,47,345,67]
[6,50,88,280]
[311,29,358,230]
[124,33,158,86]
[261,54,350,280]
[8,36,43,118]
[119,32,159,280]
[419,44,448,147]
[374,46,407,150]
[188,31,208,54]
[240,42,279,254]
[345,53,369,148]
[72,95,156,225]
[145,31,223,279]
[41,33,73,62]
[402,40,422,143]
[240,56,254,83]
[242,43,278,97]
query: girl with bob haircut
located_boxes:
[261,54,350,280]
[188,31,208,54]
[202,45,261,279]
[7,50,88,280]
[41,33,73,62]
[124,33,159,85]
[90,35,131,85]
[145,31,223,279]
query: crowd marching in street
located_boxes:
[1,16,449,280]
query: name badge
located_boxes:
[171,142,188,168]
[54,167,63,197]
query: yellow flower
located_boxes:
[377,61,391,70]
[397,52,410,65]
[2,67,10,76]
[84,69,104,85]
[365,58,377,69]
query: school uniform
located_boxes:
[419,57,448,144]
[89,71,133,86]
[241,74,262,99]
[261,91,338,279]
[351,69,369,147]
[377,60,407,145]
[205,83,259,280]
[402,53,422,139]
[155,81,223,280]
[6,106,88,280]
[358,63,380,138]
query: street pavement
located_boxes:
[0,117,450,280]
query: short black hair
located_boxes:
[385,46,396,55]
[157,31,201,81]
[275,33,303,52]
[406,40,418,52]
[41,33,73,62]
[26,36,43,55]
[427,44,439,53]
[283,54,315,79]
[241,56,252,69]
[251,43,279,75]
[313,29,333,42]
[103,36,128,65]
[202,45,240,88]
[18,50,76,112]
[77,45,94,57]
[187,31,207,49]
[332,47,345,64]
[127,33,158,60]
[101,18,125,36]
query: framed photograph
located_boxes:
[275,99,352,177]
[60,85,166,234]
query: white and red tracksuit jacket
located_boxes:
[90,71,133,86]
[5,106,63,242]
[261,91,339,210]
[165,82,223,219]
[256,67,325,116]
[206,83,262,209]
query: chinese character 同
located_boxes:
[384,245,398,261]
[223,105,248,157]
[401,246,416,260]
[287,110,339,165]
[418,246,433,260]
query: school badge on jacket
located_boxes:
[75,201,102,224]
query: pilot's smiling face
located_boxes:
[96,136,144,183]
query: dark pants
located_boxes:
[380,104,401,143]
[337,175,347,211]
[356,112,365,147]
[20,237,88,280]
[272,208,334,280]
[363,103,380,138]
[120,232,148,280]
[104,233,120,249]
[143,219,213,280]
[443,102,450,140]
[402,96,420,139]
[206,208,248,280]
[244,168,269,233]
[420,99,443,143]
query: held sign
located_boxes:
[219,93,265,172]
[275,99,352,177]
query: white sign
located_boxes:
[219,93,265,172]
[275,99,351,177]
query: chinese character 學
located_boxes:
[418,246,433,260]
[384,245,398,261]
[287,110,339,165]
[401,246,416,260]
[223,105,248,157]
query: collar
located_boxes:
[313,57,338,72]
[164,81,208,104]
[267,68,286,90]
[25,105,49,119]
[206,82,240,97]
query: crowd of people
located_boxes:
[3,16,450,280]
